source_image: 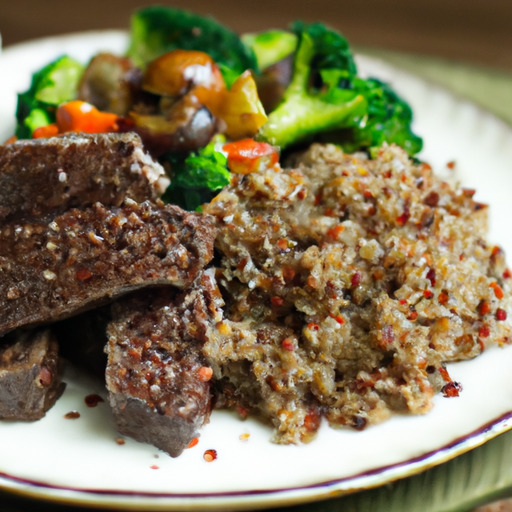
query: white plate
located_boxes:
[1,31,512,512]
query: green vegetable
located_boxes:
[257,22,422,155]
[15,55,83,138]
[127,6,258,85]
[257,23,366,149]
[163,135,231,211]
[353,77,423,156]
[242,30,298,70]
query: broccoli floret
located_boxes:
[163,136,230,211]
[241,30,297,70]
[348,77,423,155]
[257,22,422,156]
[15,55,83,138]
[127,6,257,85]
[257,23,367,149]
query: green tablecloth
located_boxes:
[2,51,512,512]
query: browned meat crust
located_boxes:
[0,200,215,336]
[0,329,65,420]
[105,269,222,457]
[0,132,168,223]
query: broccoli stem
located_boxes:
[258,33,367,149]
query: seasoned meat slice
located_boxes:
[106,270,222,457]
[0,132,169,223]
[0,201,215,336]
[0,329,65,420]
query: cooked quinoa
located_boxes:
[203,143,512,444]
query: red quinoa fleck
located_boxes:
[76,268,92,281]
[84,393,104,407]
[438,290,449,305]
[198,366,213,382]
[446,160,456,170]
[64,410,80,419]
[351,271,362,288]
[478,300,491,316]
[307,322,319,331]
[203,449,217,462]
[396,204,410,226]
[442,381,462,397]
[423,290,434,299]
[115,437,126,445]
[503,268,512,279]
[270,296,284,307]
[496,308,508,321]
[281,338,295,351]
[426,268,436,286]
[479,325,491,338]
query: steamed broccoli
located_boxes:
[15,55,83,138]
[257,23,367,149]
[256,22,422,155]
[127,6,257,85]
[163,136,230,211]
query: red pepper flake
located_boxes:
[351,271,362,288]
[407,310,418,321]
[304,410,321,432]
[496,308,508,321]
[307,322,319,331]
[236,405,248,419]
[203,449,217,462]
[439,366,452,382]
[478,300,491,316]
[64,410,80,419]
[442,381,462,397]
[423,290,434,299]
[281,337,295,351]
[187,437,199,449]
[324,207,335,217]
[326,224,344,240]
[426,268,436,287]
[76,268,92,281]
[491,283,504,299]
[329,313,345,325]
[479,325,490,338]
[491,245,502,257]
[399,299,407,305]
[150,465,159,470]
[503,268,512,279]
[84,393,104,407]
[270,296,284,307]
[115,437,126,445]
[198,366,213,382]
[446,160,456,170]
[282,266,296,282]
[396,204,410,226]
[424,191,440,207]
[438,290,449,305]
[276,238,289,251]
[297,189,307,200]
